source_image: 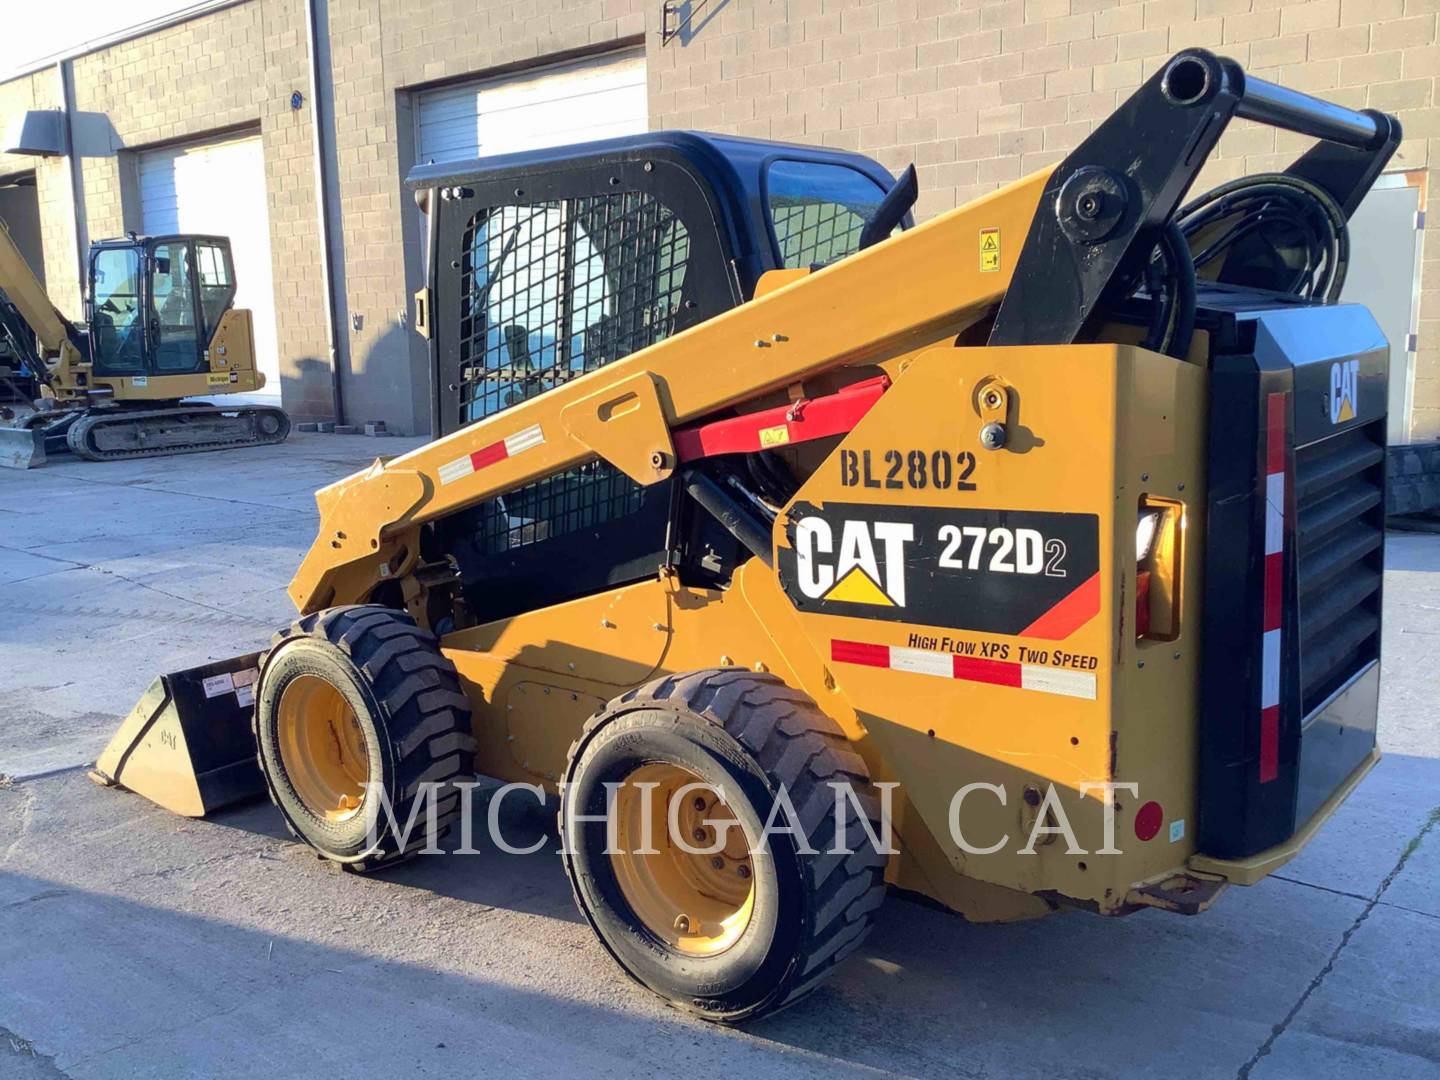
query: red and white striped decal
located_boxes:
[831,639,1096,701]
[1259,393,1288,783]
[437,423,545,486]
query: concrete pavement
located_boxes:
[1,434,1437,1078]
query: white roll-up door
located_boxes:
[138,134,280,404]
[417,49,647,165]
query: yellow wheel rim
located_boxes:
[276,674,370,821]
[611,763,756,956]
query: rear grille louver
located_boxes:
[1294,422,1385,715]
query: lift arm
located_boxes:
[287,167,1051,613]
[0,218,74,359]
[0,216,91,401]
[287,49,1401,617]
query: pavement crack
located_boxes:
[1269,875,1372,904]
[115,840,295,884]
[35,469,313,515]
[1237,804,1440,1078]
[0,785,37,867]
[85,566,272,625]
[1274,874,1440,922]
[2,888,68,910]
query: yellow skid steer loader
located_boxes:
[95,51,1395,1022]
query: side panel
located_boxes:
[769,343,1210,910]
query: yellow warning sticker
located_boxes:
[979,227,1001,272]
[758,424,791,448]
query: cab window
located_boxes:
[195,241,235,339]
[89,248,145,374]
[150,241,204,373]
[766,160,888,269]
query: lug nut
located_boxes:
[693,827,708,843]
[711,857,725,870]
[693,797,707,812]
[737,865,751,879]
[674,914,691,932]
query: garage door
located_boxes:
[417,49,647,165]
[139,134,280,404]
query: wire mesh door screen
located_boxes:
[458,191,692,424]
[456,190,692,555]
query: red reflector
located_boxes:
[1135,570,1151,638]
[1134,801,1163,841]
[1259,704,1280,783]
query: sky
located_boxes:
[5,1,198,79]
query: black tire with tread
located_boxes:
[254,605,475,871]
[560,667,887,1022]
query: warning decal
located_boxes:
[831,637,1097,700]
[438,423,545,485]
[779,501,1100,638]
[979,227,1001,272]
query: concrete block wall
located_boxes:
[0,71,83,316]
[646,0,1440,440]
[0,1,334,420]
[63,0,335,420]
[325,0,649,435]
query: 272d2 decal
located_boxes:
[778,502,1101,639]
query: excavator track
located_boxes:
[66,403,291,462]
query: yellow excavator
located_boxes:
[93,51,1394,1022]
[0,220,288,467]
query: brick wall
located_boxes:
[647,0,1440,439]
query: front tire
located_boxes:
[254,605,475,870]
[560,669,887,1022]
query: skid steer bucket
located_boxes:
[90,653,267,817]
[0,424,45,469]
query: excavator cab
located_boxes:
[87,235,238,379]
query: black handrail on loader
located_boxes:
[988,49,1402,350]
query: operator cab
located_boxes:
[406,132,911,626]
[87,234,238,378]
[408,131,909,438]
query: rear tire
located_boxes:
[254,605,475,870]
[560,668,887,1023]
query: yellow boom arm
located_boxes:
[0,216,90,396]
[287,169,1053,614]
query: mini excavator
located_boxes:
[0,223,288,467]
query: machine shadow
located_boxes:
[0,868,745,1076]
[206,780,583,926]
[155,751,1438,1074]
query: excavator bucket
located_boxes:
[0,424,46,469]
[90,653,266,817]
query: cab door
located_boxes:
[88,245,146,376]
[147,239,206,374]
